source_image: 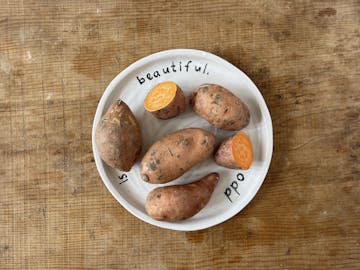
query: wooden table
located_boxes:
[1,1,359,269]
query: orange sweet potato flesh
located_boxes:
[145,172,219,221]
[95,100,142,171]
[140,128,215,184]
[214,132,253,170]
[190,84,250,130]
[144,81,186,119]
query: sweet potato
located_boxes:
[145,172,219,221]
[214,132,253,169]
[95,100,142,171]
[144,81,186,119]
[190,84,250,130]
[140,128,215,184]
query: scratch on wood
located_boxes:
[289,135,327,151]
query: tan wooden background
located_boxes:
[0,0,359,269]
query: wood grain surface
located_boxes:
[0,0,359,269]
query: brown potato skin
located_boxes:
[95,100,142,171]
[140,128,215,184]
[152,86,186,119]
[214,137,238,169]
[145,172,219,221]
[190,84,250,130]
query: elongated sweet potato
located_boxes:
[215,132,253,169]
[95,100,142,171]
[145,172,219,221]
[140,128,215,184]
[190,84,250,130]
[144,81,186,119]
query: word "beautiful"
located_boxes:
[136,60,209,85]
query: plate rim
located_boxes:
[92,48,273,231]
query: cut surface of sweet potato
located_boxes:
[144,81,178,112]
[231,132,253,169]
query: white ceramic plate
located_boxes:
[92,49,273,231]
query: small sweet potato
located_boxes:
[95,100,142,171]
[190,84,250,130]
[215,132,253,169]
[140,128,215,184]
[145,172,219,221]
[144,81,186,119]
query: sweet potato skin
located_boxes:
[190,84,250,130]
[214,137,239,169]
[145,172,219,221]
[151,85,186,119]
[140,128,215,184]
[95,100,142,171]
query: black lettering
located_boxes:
[118,174,128,184]
[137,76,145,85]
[153,70,160,78]
[224,188,232,202]
[146,73,153,80]
[203,63,208,74]
[171,61,176,72]
[237,173,245,181]
[179,61,182,71]
[195,65,201,72]
[230,181,240,195]
[118,174,127,180]
[163,67,170,74]
[185,60,192,72]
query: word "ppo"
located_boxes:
[224,173,245,203]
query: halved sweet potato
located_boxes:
[215,132,253,169]
[144,81,186,119]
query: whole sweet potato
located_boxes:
[190,84,250,130]
[140,128,215,184]
[145,172,219,221]
[95,100,142,171]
